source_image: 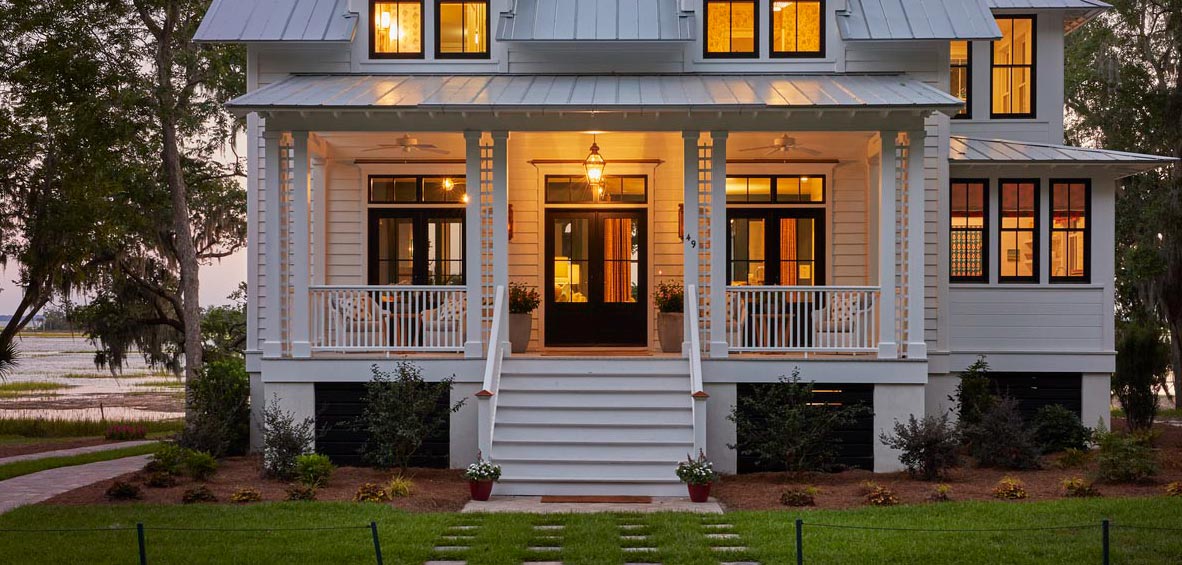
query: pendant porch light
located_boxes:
[583,135,607,191]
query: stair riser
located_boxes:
[496,391,691,408]
[497,462,679,480]
[499,375,689,391]
[494,482,688,497]
[495,425,692,443]
[496,407,691,426]
[492,443,693,460]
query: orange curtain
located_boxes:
[780,218,798,285]
[604,218,631,302]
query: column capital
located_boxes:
[682,130,701,140]
[709,130,729,141]
[490,130,510,141]
[463,130,483,141]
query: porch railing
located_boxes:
[309,285,467,352]
[725,286,880,353]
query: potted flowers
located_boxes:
[655,281,685,353]
[676,451,717,503]
[508,282,540,354]
[463,454,502,501]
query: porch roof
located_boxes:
[227,73,964,114]
[838,0,1002,41]
[950,136,1177,176]
[194,0,356,43]
[496,0,695,42]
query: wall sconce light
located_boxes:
[678,204,684,240]
[508,204,514,241]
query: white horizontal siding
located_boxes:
[948,286,1106,351]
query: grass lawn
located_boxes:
[0,417,183,438]
[0,497,1178,564]
[0,381,74,398]
[0,443,159,481]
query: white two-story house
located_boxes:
[196,0,1175,495]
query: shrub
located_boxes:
[780,486,818,507]
[148,443,186,475]
[178,358,251,457]
[929,484,953,502]
[855,480,879,497]
[963,397,1042,470]
[355,362,465,471]
[295,454,336,488]
[105,481,142,501]
[144,471,177,488]
[1054,448,1093,469]
[1062,477,1101,498]
[950,356,995,431]
[353,482,390,503]
[262,396,314,480]
[182,486,217,504]
[654,281,684,313]
[992,477,1027,500]
[728,369,871,473]
[508,282,541,314]
[1164,482,1182,497]
[230,487,263,503]
[879,413,960,480]
[105,424,148,441]
[1031,405,1092,453]
[865,485,900,506]
[181,450,218,481]
[1095,426,1158,483]
[387,475,414,498]
[285,484,317,501]
[1114,322,1170,431]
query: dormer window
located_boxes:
[770,1,824,58]
[437,0,489,58]
[371,1,423,59]
[950,40,971,118]
[705,0,757,58]
[991,16,1035,118]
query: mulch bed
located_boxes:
[43,456,470,512]
[0,438,127,459]
[715,420,1182,510]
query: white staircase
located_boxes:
[489,359,694,496]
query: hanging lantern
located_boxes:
[583,137,606,190]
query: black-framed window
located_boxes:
[436,0,489,59]
[370,1,424,59]
[991,16,1036,118]
[369,176,466,204]
[1050,180,1090,283]
[368,209,466,286]
[726,175,826,203]
[770,0,824,58]
[544,175,648,204]
[951,40,972,119]
[999,179,1039,282]
[727,208,824,286]
[950,180,988,282]
[704,0,757,58]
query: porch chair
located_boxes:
[811,292,876,351]
[420,293,465,349]
[326,293,391,350]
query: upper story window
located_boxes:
[991,16,1036,118]
[705,0,757,58]
[950,40,971,118]
[1050,180,1090,282]
[770,1,824,58]
[999,180,1039,282]
[950,180,987,282]
[371,1,424,59]
[437,0,489,58]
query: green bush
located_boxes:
[285,484,317,501]
[144,471,177,488]
[353,483,389,503]
[355,362,465,471]
[230,487,262,503]
[147,443,186,475]
[951,356,995,432]
[1054,448,1093,469]
[992,477,1028,500]
[262,396,314,480]
[295,453,336,488]
[1095,427,1158,483]
[181,486,217,504]
[879,413,960,481]
[105,481,141,501]
[1031,404,1092,453]
[1114,323,1170,431]
[865,485,900,506]
[1062,477,1101,498]
[181,450,218,481]
[963,397,1042,470]
[178,358,250,457]
[779,486,818,507]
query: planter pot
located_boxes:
[658,312,685,353]
[509,312,532,353]
[687,482,712,503]
[468,480,495,501]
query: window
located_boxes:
[369,176,466,203]
[728,210,823,286]
[726,176,825,203]
[436,0,488,58]
[705,0,757,58]
[950,180,988,282]
[991,16,1035,118]
[369,210,465,285]
[999,180,1039,282]
[951,40,971,118]
[545,175,648,204]
[1050,180,1090,282]
[371,1,424,58]
[771,1,824,57]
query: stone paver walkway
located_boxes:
[0,455,151,514]
[0,441,154,466]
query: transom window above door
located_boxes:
[545,175,647,204]
[726,176,825,203]
[370,176,466,204]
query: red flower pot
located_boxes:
[468,480,494,501]
[687,482,712,503]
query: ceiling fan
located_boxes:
[740,134,822,156]
[363,134,449,155]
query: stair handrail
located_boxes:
[477,285,508,457]
[685,284,708,456]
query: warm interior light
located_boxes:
[379,10,392,30]
[800,176,810,182]
[461,193,470,204]
[583,139,606,190]
[442,178,455,191]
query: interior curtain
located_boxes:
[604,218,630,302]
[780,218,798,285]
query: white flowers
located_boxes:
[675,451,718,486]
[463,456,502,481]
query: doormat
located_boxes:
[540,495,653,504]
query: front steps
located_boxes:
[490,360,695,496]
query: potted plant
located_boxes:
[676,450,718,503]
[463,454,502,501]
[508,282,540,353]
[655,281,685,353]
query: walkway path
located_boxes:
[0,455,151,514]
[0,440,155,466]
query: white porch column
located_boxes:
[311,156,327,286]
[491,131,511,344]
[464,131,484,358]
[877,132,898,359]
[682,131,701,353]
[290,132,312,358]
[708,131,728,358]
[262,131,284,359]
[906,130,927,358]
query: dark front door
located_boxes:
[545,209,647,346]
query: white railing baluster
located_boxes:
[722,286,881,353]
[307,285,467,353]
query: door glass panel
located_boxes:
[779,218,816,285]
[426,217,464,285]
[377,217,415,285]
[729,218,766,285]
[553,219,589,303]
[603,217,639,303]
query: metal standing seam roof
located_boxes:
[950,136,1177,174]
[226,73,964,113]
[496,0,695,42]
[985,0,1111,33]
[838,0,1002,41]
[193,0,357,43]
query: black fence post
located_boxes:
[371,521,384,565]
[1102,519,1110,565]
[795,518,804,565]
[136,523,147,565]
